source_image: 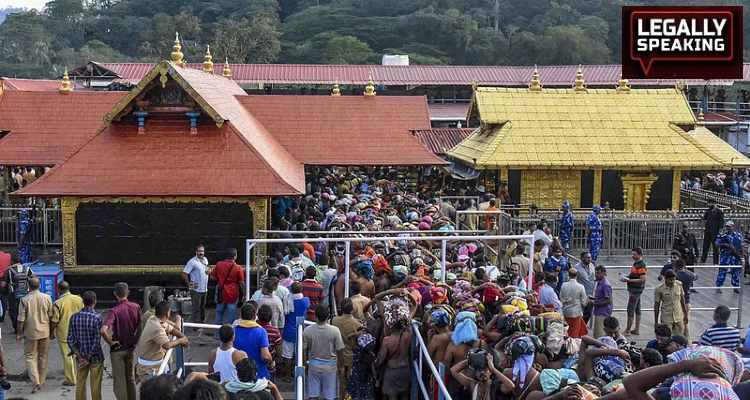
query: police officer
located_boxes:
[586,205,603,262]
[559,201,574,253]
[701,198,724,265]
[715,220,743,293]
[16,209,32,263]
[1,255,35,333]
[673,222,699,271]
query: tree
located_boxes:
[533,25,610,65]
[323,36,374,64]
[212,10,281,63]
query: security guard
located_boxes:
[17,209,32,263]
[586,205,603,262]
[715,220,743,293]
[559,201,574,253]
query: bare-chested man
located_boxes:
[444,312,488,400]
[375,300,413,400]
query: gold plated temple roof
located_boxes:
[451,87,750,169]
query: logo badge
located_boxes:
[622,6,743,79]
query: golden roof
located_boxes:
[451,87,750,169]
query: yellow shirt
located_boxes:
[51,292,84,342]
[654,281,685,323]
[18,290,53,340]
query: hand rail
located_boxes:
[411,321,452,400]
[294,316,310,400]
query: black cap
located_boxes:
[670,335,689,348]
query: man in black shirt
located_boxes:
[673,222,699,270]
[701,199,724,265]
[673,259,695,340]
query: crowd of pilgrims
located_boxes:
[257,167,750,400]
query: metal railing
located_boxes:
[0,205,62,246]
[411,321,451,400]
[688,100,750,121]
[604,264,744,328]
[681,188,750,210]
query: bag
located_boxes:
[286,260,305,281]
[215,263,235,304]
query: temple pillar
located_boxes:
[672,170,682,211]
[248,198,269,265]
[620,172,659,212]
[61,197,80,269]
[593,169,603,206]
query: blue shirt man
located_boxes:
[715,221,744,288]
[544,250,568,293]
[539,276,562,314]
[559,202,574,252]
[586,205,603,262]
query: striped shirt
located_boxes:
[697,323,741,350]
[259,321,282,375]
[300,279,324,321]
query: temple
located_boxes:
[447,66,750,211]
[11,35,444,276]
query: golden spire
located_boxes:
[59,68,72,95]
[617,74,630,92]
[171,32,184,66]
[697,109,705,126]
[574,64,586,92]
[472,77,479,91]
[203,45,214,73]
[331,78,340,96]
[364,72,376,97]
[529,65,542,92]
[222,58,232,79]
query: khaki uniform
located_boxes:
[654,281,686,336]
[18,290,53,387]
[135,316,171,382]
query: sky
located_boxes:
[2,0,46,11]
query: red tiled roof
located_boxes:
[0,91,126,166]
[17,118,304,197]
[694,110,740,123]
[2,78,83,91]
[429,103,470,121]
[99,62,738,86]
[237,95,446,166]
[17,61,306,197]
[412,128,475,155]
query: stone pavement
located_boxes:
[0,255,748,399]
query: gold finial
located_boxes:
[617,74,630,92]
[697,109,705,126]
[59,68,72,95]
[203,45,214,73]
[472,77,479,91]
[364,72,376,97]
[529,65,542,92]
[222,58,232,79]
[331,78,340,96]
[574,64,586,92]
[171,32,184,66]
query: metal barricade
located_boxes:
[681,188,750,210]
[604,265,744,328]
[0,205,61,246]
[410,321,451,400]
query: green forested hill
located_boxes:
[0,0,748,78]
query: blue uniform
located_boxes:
[560,210,574,251]
[17,216,32,263]
[715,231,743,287]
[544,256,568,293]
[587,212,602,262]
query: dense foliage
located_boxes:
[0,0,748,78]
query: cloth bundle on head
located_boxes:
[357,333,376,349]
[668,346,743,400]
[383,300,411,330]
[467,348,489,371]
[540,369,579,395]
[364,247,376,259]
[461,271,476,282]
[510,335,543,388]
[428,309,452,328]
[453,279,472,296]
[430,286,449,305]
[418,222,431,230]
[452,311,478,345]
[354,259,375,281]
[373,255,392,276]
[393,265,409,282]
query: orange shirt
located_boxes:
[484,206,499,228]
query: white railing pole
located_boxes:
[441,239,447,283]
[345,241,350,298]
[245,240,252,302]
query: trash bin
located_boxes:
[31,263,64,301]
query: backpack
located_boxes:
[286,260,306,281]
[7,264,30,299]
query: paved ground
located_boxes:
[0,255,747,399]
